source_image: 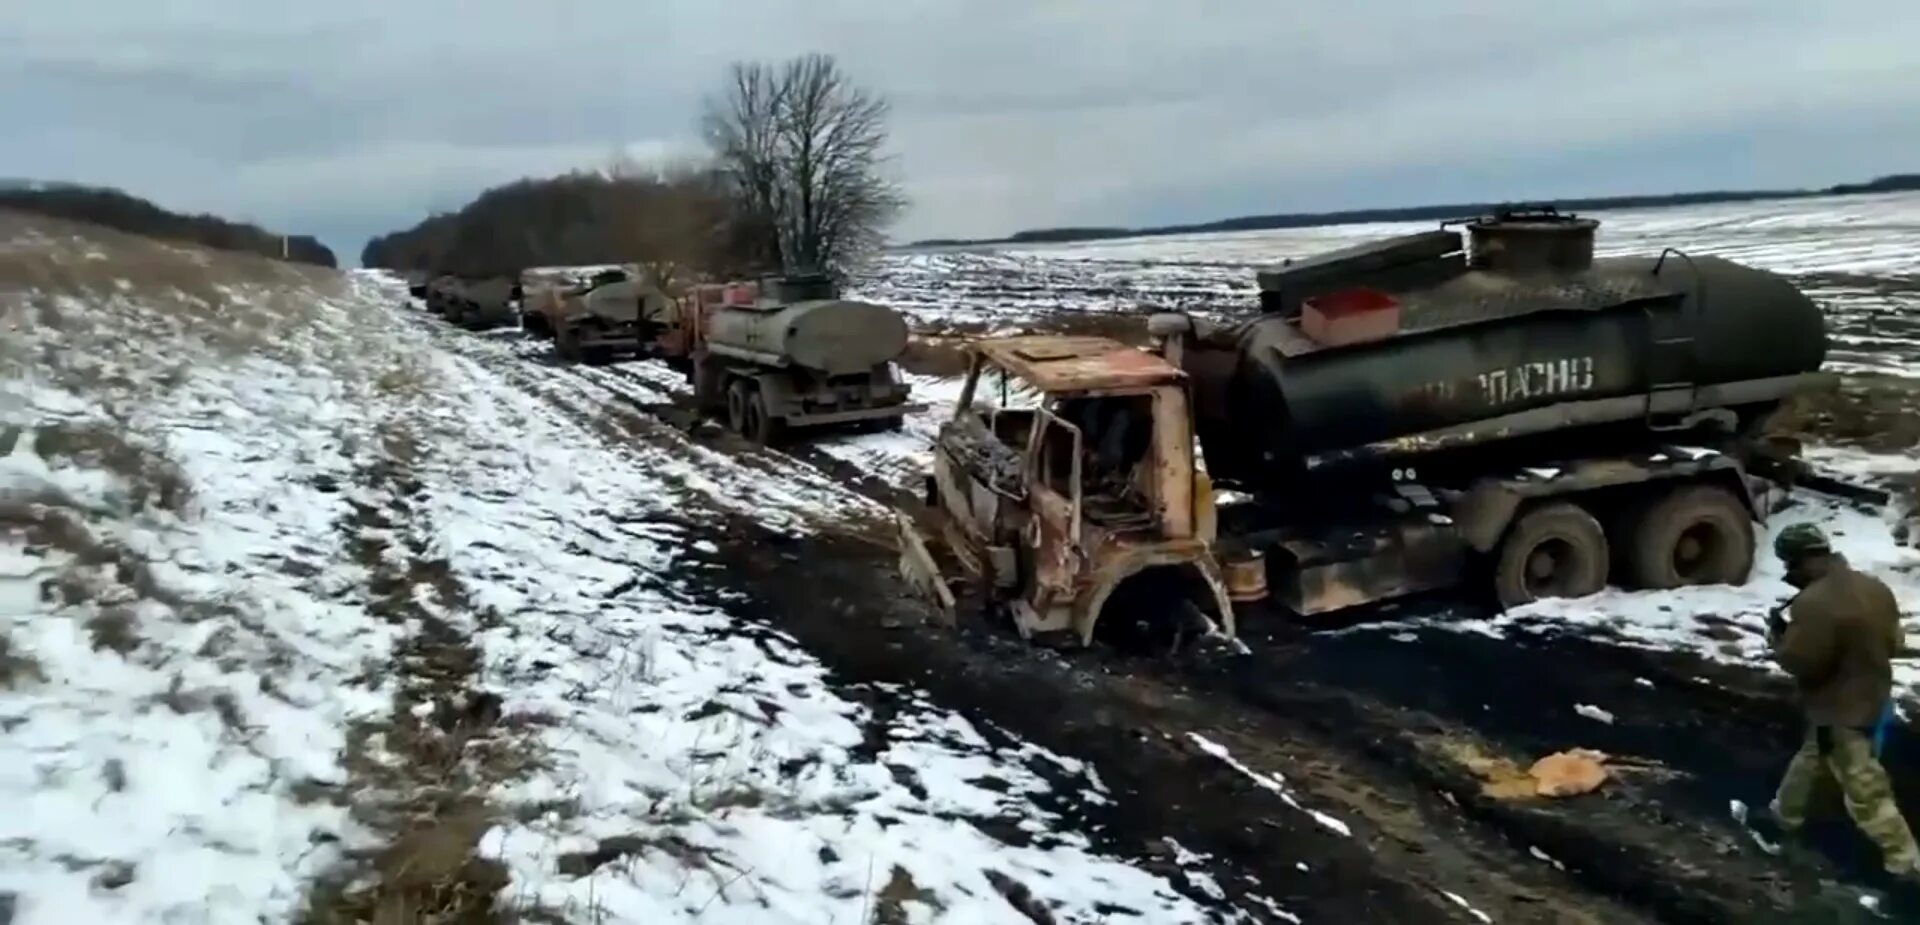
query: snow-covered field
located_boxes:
[857,191,1920,380]
[0,217,1265,923]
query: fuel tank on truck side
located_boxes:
[705,298,909,375]
[1184,211,1830,493]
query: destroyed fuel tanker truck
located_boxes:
[687,274,923,443]
[548,268,679,364]
[897,208,1838,650]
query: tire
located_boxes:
[725,381,751,434]
[692,358,725,413]
[1626,484,1754,589]
[555,324,584,363]
[1493,502,1610,607]
[744,390,786,445]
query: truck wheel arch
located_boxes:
[1075,552,1236,647]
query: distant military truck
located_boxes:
[423,275,461,315]
[519,267,592,338]
[441,275,521,330]
[687,274,923,444]
[551,269,679,363]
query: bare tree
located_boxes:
[702,62,787,276]
[702,53,906,280]
[605,154,729,294]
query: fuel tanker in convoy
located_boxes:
[897,208,1852,651]
[682,274,923,443]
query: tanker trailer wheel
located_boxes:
[1493,502,1610,607]
[556,324,584,363]
[743,390,786,445]
[725,381,751,434]
[1625,484,1754,589]
[692,359,725,413]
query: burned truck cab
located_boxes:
[901,335,1236,649]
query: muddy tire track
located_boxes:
[1234,625,1919,921]
[444,326,1642,921]
[687,522,1636,924]
[303,426,520,924]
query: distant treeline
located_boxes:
[366,54,906,287]
[358,166,743,285]
[910,173,1920,248]
[0,182,336,267]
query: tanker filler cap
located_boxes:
[1456,205,1599,274]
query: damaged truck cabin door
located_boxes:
[906,336,1236,650]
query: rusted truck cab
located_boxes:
[901,335,1236,649]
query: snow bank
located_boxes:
[0,234,413,923]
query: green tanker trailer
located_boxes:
[689,274,923,444]
[1159,207,1836,612]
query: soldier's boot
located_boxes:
[1769,732,1828,836]
[1826,728,1920,880]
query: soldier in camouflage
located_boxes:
[1766,523,1919,880]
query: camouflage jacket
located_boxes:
[1773,557,1904,728]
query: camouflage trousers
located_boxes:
[1773,725,1920,873]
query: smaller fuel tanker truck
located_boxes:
[897,208,1854,651]
[685,273,923,443]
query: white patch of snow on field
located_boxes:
[1187,733,1352,837]
[811,372,970,490]
[1442,889,1495,923]
[1,260,410,922]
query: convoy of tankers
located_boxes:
[408,266,920,441]
[400,208,1871,653]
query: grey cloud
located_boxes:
[2,0,1916,262]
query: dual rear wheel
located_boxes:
[1492,484,1754,608]
[723,380,784,445]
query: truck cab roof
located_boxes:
[974,335,1184,394]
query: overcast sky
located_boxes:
[5,1,1919,263]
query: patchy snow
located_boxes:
[1574,704,1616,725]
[870,192,1920,380]
[1,251,411,922]
[1349,470,1920,696]
[1441,889,1495,923]
[1187,733,1352,838]
[0,235,1262,923]
[348,277,1255,922]
[810,372,970,491]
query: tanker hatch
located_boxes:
[1463,206,1598,274]
[764,272,839,304]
